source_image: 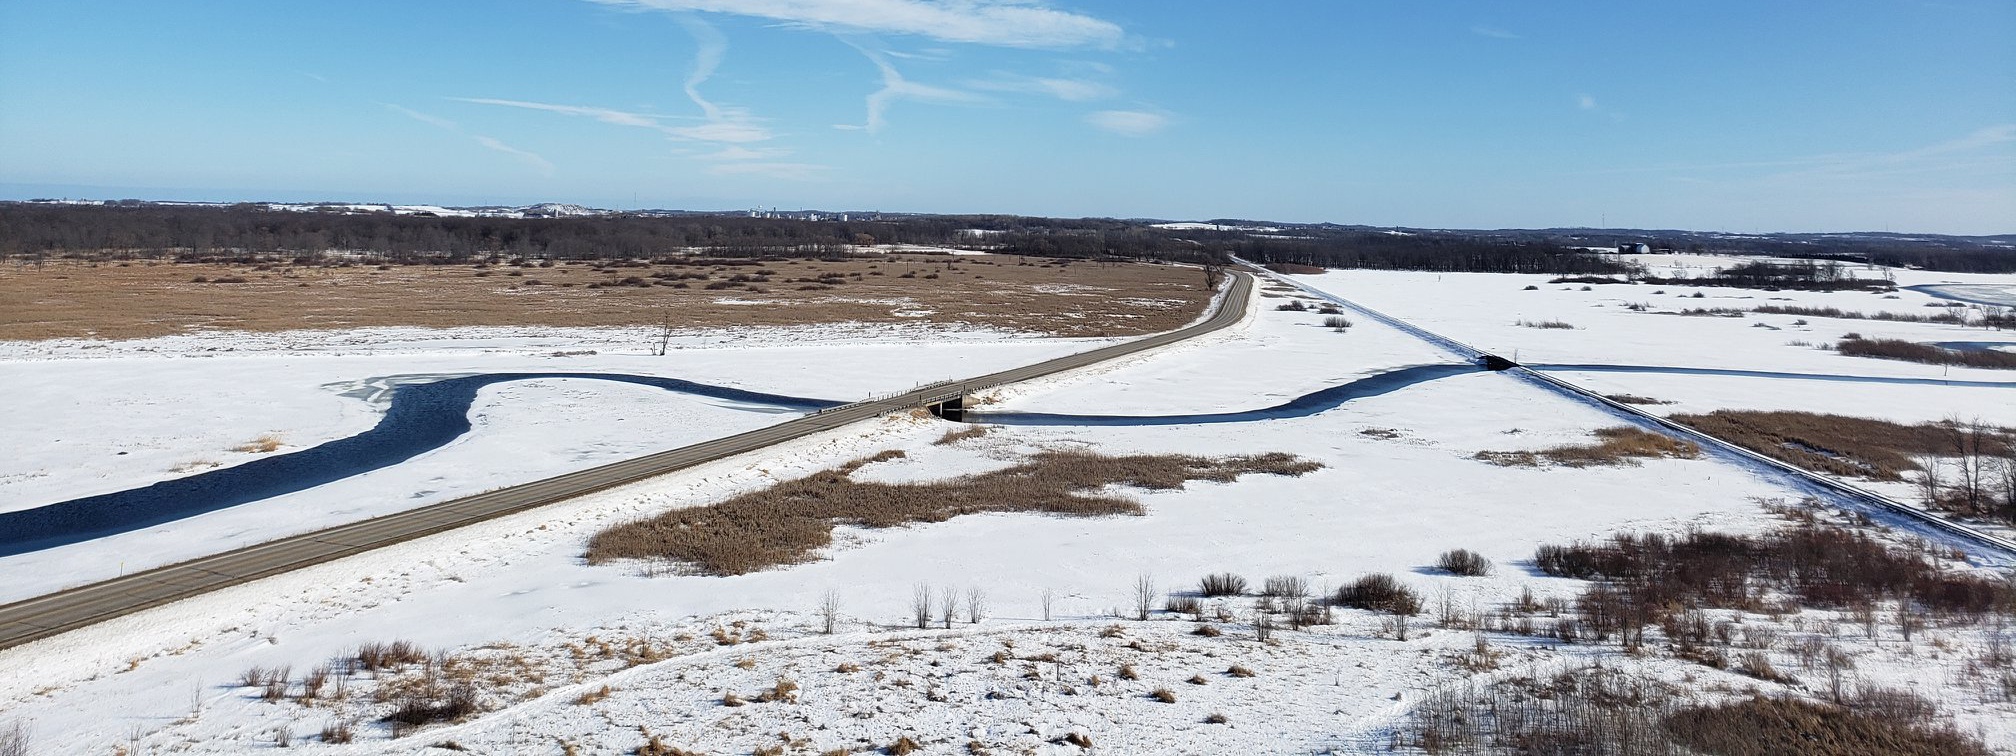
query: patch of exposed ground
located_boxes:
[0,255,1211,341]
[587,450,1322,575]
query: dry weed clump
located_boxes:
[231,434,284,453]
[1475,426,1699,468]
[1436,548,1494,577]
[932,426,990,446]
[587,450,1320,575]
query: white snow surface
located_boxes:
[2,265,2013,752]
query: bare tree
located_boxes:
[819,590,842,635]
[1913,454,1945,507]
[965,587,986,624]
[1951,418,1990,515]
[650,311,674,356]
[912,583,932,630]
[1041,588,1055,622]
[1133,574,1156,621]
[940,586,958,629]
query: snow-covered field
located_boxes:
[2,261,2013,753]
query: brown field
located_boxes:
[587,448,1321,575]
[0,254,1212,341]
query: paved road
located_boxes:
[0,272,1253,651]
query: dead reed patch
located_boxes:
[1662,696,1991,756]
[231,433,284,453]
[1838,337,2016,370]
[932,426,990,446]
[1671,410,2011,480]
[1475,427,1699,468]
[588,450,1321,575]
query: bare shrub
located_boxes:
[574,685,614,705]
[965,587,986,624]
[911,583,932,629]
[318,719,353,745]
[1226,665,1256,678]
[885,736,922,754]
[1261,575,1308,598]
[1165,595,1202,616]
[820,590,842,634]
[1323,315,1352,331]
[1133,574,1156,621]
[1436,548,1494,576]
[1149,688,1177,703]
[1516,318,1576,329]
[384,684,479,737]
[1333,574,1422,615]
[1199,573,1247,597]
[589,451,1320,575]
[1205,712,1229,724]
[357,640,428,671]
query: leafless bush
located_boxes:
[966,587,986,624]
[1261,575,1308,598]
[1333,573,1422,615]
[589,451,1319,575]
[357,640,428,671]
[1133,574,1156,621]
[939,586,957,629]
[912,583,932,629]
[1323,315,1352,331]
[1516,318,1576,329]
[1199,572,1246,597]
[384,683,479,737]
[820,590,842,634]
[1436,548,1494,576]
[1165,595,1202,616]
[1149,687,1177,703]
[318,719,353,745]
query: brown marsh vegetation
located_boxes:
[1836,336,2016,370]
[1474,426,1700,468]
[0,254,1208,340]
[1671,410,2011,481]
[588,450,1321,575]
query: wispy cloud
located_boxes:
[457,97,773,144]
[1470,25,1520,39]
[836,42,986,134]
[387,104,554,175]
[472,136,557,173]
[1086,109,1168,137]
[585,0,1125,49]
[967,72,1116,102]
[1577,93,1598,111]
[1563,124,2016,181]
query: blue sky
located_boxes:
[2,1,2011,233]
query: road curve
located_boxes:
[0,272,1254,651]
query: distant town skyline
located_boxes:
[2,0,2011,234]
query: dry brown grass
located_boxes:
[1662,696,1991,756]
[0,256,1208,341]
[587,450,1320,575]
[231,434,283,453]
[932,426,990,446]
[1475,427,1700,468]
[1671,410,2010,480]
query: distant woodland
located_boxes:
[2,202,2010,274]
